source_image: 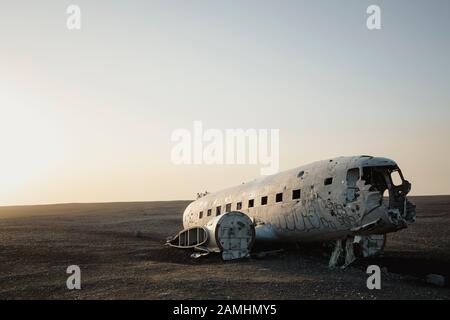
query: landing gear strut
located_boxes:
[328,237,356,269]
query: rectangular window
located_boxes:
[225,203,231,213]
[292,189,301,200]
[248,199,254,208]
[216,206,221,216]
[199,211,203,219]
[276,193,283,202]
[324,177,333,185]
[236,202,242,210]
[261,196,268,205]
[347,168,360,202]
[391,170,402,186]
[207,209,212,216]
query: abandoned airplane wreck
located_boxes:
[167,155,416,268]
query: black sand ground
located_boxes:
[0,196,449,299]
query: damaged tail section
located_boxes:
[167,227,208,249]
[166,211,255,260]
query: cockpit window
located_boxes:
[346,168,359,202]
[391,170,403,186]
[362,167,389,192]
[346,168,359,187]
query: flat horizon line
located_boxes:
[1,194,450,209]
[0,199,194,209]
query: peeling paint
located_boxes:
[171,155,416,265]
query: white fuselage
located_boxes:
[182,155,415,244]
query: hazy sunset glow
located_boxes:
[1,0,449,206]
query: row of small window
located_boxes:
[198,189,302,219]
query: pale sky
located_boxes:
[1,0,449,205]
